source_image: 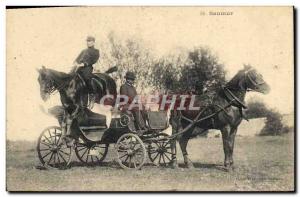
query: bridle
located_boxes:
[223,69,266,109]
[44,77,69,95]
[244,69,266,92]
[42,72,83,95]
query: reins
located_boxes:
[47,73,82,95]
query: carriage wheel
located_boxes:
[148,133,173,166]
[116,133,146,170]
[75,137,108,165]
[37,126,73,169]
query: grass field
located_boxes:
[6,134,294,192]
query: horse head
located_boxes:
[37,66,55,101]
[243,65,270,94]
[37,66,72,101]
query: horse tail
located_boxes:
[105,66,118,74]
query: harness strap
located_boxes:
[223,87,247,109]
[77,73,86,87]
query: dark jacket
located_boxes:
[120,82,146,130]
[75,47,100,67]
[120,82,137,104]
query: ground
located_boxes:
[6,134,294,192]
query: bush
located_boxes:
[245,98,269,119]
[246,99,292,136]
[260,109,291,136]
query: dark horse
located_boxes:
[37,66,117,135]
[170,65,270,170]
[37,66,117,106]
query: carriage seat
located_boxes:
[79,108,107,127]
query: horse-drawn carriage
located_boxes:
[37,108,173,170]
[37,65,270,171]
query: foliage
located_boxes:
[97,32,154,92]
[260,109,292,136]
[149,47,227,94]
[245,98,269,119]
[149,53,185,92]
[179,47,226,94]
[97,34,226,95]
[245,99,292,136]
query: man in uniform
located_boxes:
[73,36,100,95]
[120,71,147,132]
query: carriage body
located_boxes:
[37,108,172,170]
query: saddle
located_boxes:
[91,74,107,92]
[76,72,108,104]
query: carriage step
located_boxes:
[80,126,107,130]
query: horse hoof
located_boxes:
[223,165,234,172]
[184,159,195,169]
[187,164,195,169]
[170,162,179,169]
[185,162,195,169]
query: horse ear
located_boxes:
[243,64,252,71]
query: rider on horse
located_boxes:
[73,36,100,101]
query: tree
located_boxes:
[180,47,226,94]
[149,46,227,94]
[96,32,155,92]
[149,53,185,92]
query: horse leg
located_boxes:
[228,127,238,168]
[221,125,231,170]
[170,124,179,169]
[179,136,194,169]
[169,110,180,169]
[170,139,178,169]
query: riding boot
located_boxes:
[88,81,96,108]
[89,94,95,109]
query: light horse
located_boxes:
[37,66,117,137]
[170,65,270,170]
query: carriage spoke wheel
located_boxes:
[148,133,173,167]
[37,126,73,169]
[75,138,108,165]
[116,133,146,170]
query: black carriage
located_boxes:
[37,109,173,170]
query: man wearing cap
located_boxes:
[120,71,147,132]
[74,36,100,96]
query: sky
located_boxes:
[6,7,294,140]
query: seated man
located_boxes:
[119,71,147,133]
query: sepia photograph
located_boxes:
[6,6,294,192]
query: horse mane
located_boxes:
[46,68,74,84]
[225,69,246,89]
